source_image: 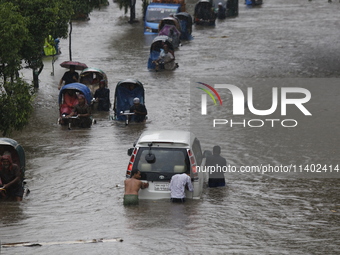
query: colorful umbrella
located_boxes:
[60,61,88,71]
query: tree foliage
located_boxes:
[0,2,28,80]
[0,79,34,136]
[5,0,74,71]
[0,0,109,135]
[0,3,34,136]
[116,0,131,14]
[116,0,148,22]
[0,0,73,135]
[71,0,109,20]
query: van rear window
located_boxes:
[134,148,190,173]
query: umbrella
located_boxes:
[60,61,88,71]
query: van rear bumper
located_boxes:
[138,181,202,200]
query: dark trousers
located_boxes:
[208,178,226,188]
[170,198,186,203]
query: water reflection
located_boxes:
[123,199,199,229]
[204,185,230,204]
[0,202,25,225]
[2,1,340,254]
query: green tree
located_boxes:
[71,0,109,20]
[0,3,34,136]
[116,0,142,23]
[0,0,74,88]
[0,79,35,136]
[0,0,71,135]
[0,0,109,135]
[0,2,28,81]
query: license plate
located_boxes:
[154,183,169,191]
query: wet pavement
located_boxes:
[1,0,340,254]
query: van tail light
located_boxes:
[192,165,197,173]
[126,148,139,178]
[130,154,135,163]
[187,149,198,179]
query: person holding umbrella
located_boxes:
[58,65,79,90]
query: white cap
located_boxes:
[133,97,140,103]
[218,2,222,5]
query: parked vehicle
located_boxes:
[126,130,206,200]
[147,35,175,70]
[0,138,29,200]
[144,3,182,34]
[175,12,193,40]
[112,79,146,125]
[58,83,94,129]
[194,0,216,26]
[152,0,186,11]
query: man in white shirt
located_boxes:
[169,172,193,203]
[153,44,176,71]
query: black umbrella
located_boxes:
[60,61,88,71]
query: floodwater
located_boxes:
[1,0,340,254]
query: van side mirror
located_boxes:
[127,148,134,156]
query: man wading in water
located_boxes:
[124,169,149,205]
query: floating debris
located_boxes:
[1,238,123,248]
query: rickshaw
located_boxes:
[158,17,182,33]
[147,35,175,70]
[158,17,181,48]
[175,12,193,40]
[112,79,146,125]
[212,0,227,19]
[0,138,29,200]
[194,0,216,25]
[79,68,108,96]
[245,0,262,5]
[58,83,94,129]
[158,24,181,48]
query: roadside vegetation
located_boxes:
[0,0,107,136]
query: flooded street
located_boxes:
[1,0,340,254]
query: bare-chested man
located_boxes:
[124,169,149,205]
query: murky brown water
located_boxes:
[1,0,340,254]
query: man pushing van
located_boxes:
[124,169,149,205]
[169,171,193,203]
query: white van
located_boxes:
[126,130,206,200]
